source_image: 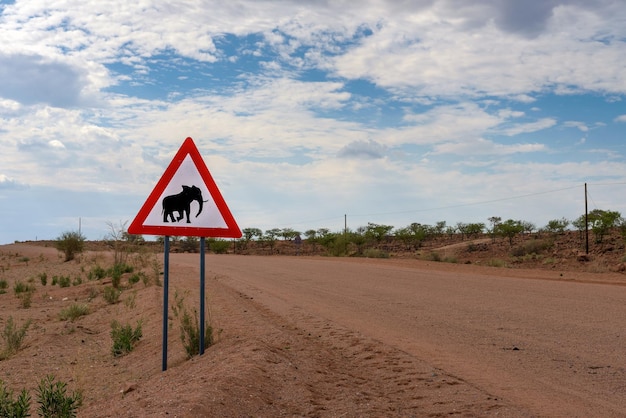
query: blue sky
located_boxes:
[1,0,625,243]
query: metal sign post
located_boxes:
[199,237,206,355]
[162,236,170,371]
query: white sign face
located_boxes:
[141,155,228,229]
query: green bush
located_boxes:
[88,265,106,280]
[1,317,32,360]
[59,304,89,321]
[36,375,82,418]
[0,279,7,294]
[54,231,86,262]
[511,239,553,257]
[0,379,31,418]
[103,286,121,305]
[210,239,231,254]
[52,275,71,288]
[110,320,143,357]
[179,309,213,359]
[13,281,34,295]
[363,248,389,259]
[128,272,145,286]
[108,263,133,289]
[171,291,214,358]
[39,272,48,286]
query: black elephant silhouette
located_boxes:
[162,185,206,223]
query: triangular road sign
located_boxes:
[128,137,242,238]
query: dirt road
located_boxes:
[172,254,626,417]
[4,244,624,417]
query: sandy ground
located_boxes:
[1,243,625,417]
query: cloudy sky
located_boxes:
[1,0,625,243]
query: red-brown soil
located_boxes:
[0,234,624,417]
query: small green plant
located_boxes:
[103,286,121,305]
[36,375,82,418]
[124,291,137,309]
[209,239,231,254]
[0,379,31,418]
[88,265,106,281]
[511,239,553,257]
[87,287,99,301]
[110,320,143,357]
[54,231,86,262]
[0,279,8,294]
[1,317,31,360]
[13,281,34,295]
[54,275,71,288]
[171,291,213,358]
[487,258,507,268]
[128,272,145,286]
[18,257,30,265]
[39,272,48,286]
[72,276,82,286]
[107,263,134,289]
[59,304,89,321]
[151,257,162,287]
[18,291,33,309]
[363,248,390,258]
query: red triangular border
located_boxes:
[128,137,242,238]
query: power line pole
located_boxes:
[585,183,589,255]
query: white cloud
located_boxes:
[500,118,557,136]
[563,121,589,132]
[432,138,546,156]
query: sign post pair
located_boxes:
[128,137,241,371]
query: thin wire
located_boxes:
[587,181,626,187]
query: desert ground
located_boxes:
[0,240,625,417]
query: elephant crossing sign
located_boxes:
[128,137,241,238]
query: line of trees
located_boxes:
[60,208,622,257]
[235,209,626,255]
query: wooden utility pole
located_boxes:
[585,183,589,255]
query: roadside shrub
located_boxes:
[87,287,99,301]
[88,265,106,281]
[209,239,231,254]
[511,239,553,257]
[36,375,82,418]
[171,291,214,358]
[110,320,143,357]
[0,380,31,418]
[18,291,33,309]
[124,291,137,309]
[128,272,145,286]
[103,286,121,305]
[59,304,89,321]
[39,272,48,286]
[13,282,35,309]
[363,248,390,259]
[52,275,71,288]
[486,258,507,268]
[1,317,32,360]
[54,231,86,262]
[13,281,34,295]
[108,263,133,289]
[0,279,7,294]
